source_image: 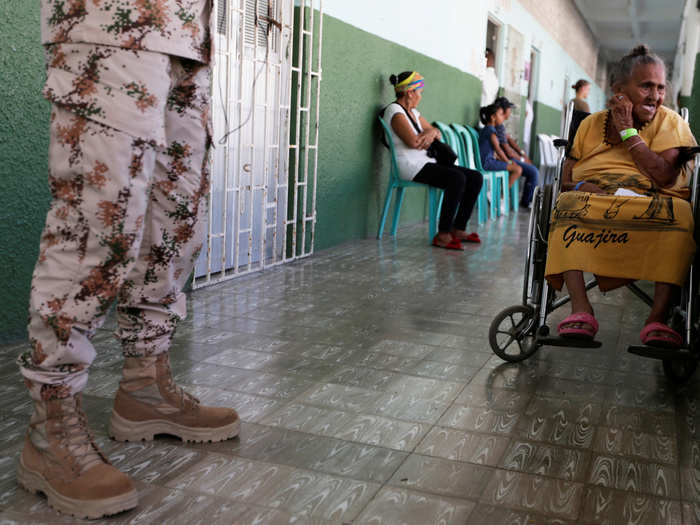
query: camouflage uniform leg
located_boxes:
[19,44,173,402]
[116,57,211,357]
[19,106,156,401]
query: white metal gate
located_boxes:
[193,0,323,288]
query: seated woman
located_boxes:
[545,45,697,348]
[385,71,483,250]
[493,97,540,208]
[478,104,523,186]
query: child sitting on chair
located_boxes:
[478,104,522,187]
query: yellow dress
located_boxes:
[544,106,697,291]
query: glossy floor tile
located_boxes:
[2,217,700,523]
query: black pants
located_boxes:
[413,163,483,233]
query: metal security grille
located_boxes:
[194,0,323,288]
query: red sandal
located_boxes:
[432,237,464,251]
[451,232,481,244]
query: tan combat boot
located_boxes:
[109,353,240,443]
[17,395,138,519]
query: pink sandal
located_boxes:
[640,322,682,349]
[557,312,599,339]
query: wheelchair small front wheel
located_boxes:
[663,358,699,384]
[489,305,540,362]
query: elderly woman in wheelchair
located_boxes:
[545,45,697,349]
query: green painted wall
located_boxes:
[314,15,482,250]
[680,95,692,114]
[0,2,50,342]
[530,100,562,164]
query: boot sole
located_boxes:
[109,410,241,443]
[17,456,138,520]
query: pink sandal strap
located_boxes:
[557,312,599,337]
[640,322,682,346]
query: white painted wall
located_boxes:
[323,0,605,112]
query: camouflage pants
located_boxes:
[19,44,211,401]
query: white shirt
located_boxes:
[481,67,499,107]
[383,103,435,181]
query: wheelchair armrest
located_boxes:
[553,139,568,148]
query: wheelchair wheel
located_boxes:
[663,359,698,384]
[489,305,540,362]
[523,185,553,306]
[662,307,699,384]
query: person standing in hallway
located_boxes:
[572,79,592,113]
[16,1,240,519]
[481,48,500,107]
[493,97,539,208]
[384,71,483,250]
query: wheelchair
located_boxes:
[488,101,700,383]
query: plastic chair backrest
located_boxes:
[536,134,550,168]
[435,122,465,167]
[452,124,477,170]
[464,125,489,172]
[547,136,559,167]
[378,116,401,183]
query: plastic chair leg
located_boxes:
[390,186,406,236]
[478,184,488,224]
[489,175,499,219]
[428,188,438,240]
[501,174,510,216]
[511,178,520,212]
[377,183,395,239]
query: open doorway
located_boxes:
[523,47,540,156]
[561,73,570,136]
[483,17,502,106]
[486,19,500,63]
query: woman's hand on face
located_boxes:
[608,93,634,132]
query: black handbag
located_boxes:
[398,104,457,166]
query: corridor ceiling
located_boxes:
[573,0,686,64]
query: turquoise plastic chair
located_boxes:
[453,124,502,219]
[463,125,519,216]
[434,122,487,224]
[450,123,489,224]
[377,116,441,240]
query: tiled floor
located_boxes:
[2,213,700,524]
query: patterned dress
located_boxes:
[545,106,697,292]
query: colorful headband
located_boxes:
[395,72,424,93]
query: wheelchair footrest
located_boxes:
[537,336,602,349]
[627,345,697,361]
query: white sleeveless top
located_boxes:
[383,103,435,181]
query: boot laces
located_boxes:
[161,358,200,410]
[56,397,106,473]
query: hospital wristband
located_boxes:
[619,128,638,141]
[573,181,585,191]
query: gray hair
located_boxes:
[609,45,665,88]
